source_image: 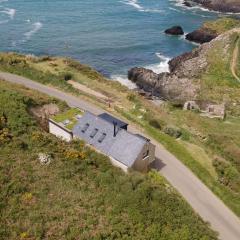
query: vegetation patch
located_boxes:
[0,44,240,216]
[52,108,84,130]
[203,17,240,34]
[0,80,218,240]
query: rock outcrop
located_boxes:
[165,26,184,35]
[185,0,240,13]
[128,48,204,104]
[128,28,240,105]
[186,29,217,44]
[185,18,240,44]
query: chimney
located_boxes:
[113,121,118,137]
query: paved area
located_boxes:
[1,72,240,240]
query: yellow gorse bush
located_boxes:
[64,148,86,160]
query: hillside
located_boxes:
[129,26,240,115]
[0,21,240,218]
[0,80,218,240]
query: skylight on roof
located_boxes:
[82,123,89,133]
[98,133,106,143]
[90,128,98,138]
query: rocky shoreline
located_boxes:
[128,26,240,107]
[184,0,240,13]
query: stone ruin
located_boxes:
[183,101,200,111]
[183,101,226,119]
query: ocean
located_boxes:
[0,0,233,87]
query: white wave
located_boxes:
[145,53,170,74]
[179,32,201,46]
[168,7,185,13]
[24,22,43,40]
[0,8,16,19]
[121,0,163,13]
[170,0,240,15]
[111,74,137,89]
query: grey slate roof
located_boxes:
[72,112,147,167]
[98,113,128,129]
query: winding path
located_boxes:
[231,37,240,83]
[0,72,240,240]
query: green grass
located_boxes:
[0,80,218,240]
[0,33,240,218]
[203,17,240,34]
[52,108,84,130]
[115,106,240,216]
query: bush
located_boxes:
[213,158,240,192]
[127,93,137,102]
[62,72,73,81]
[149,119,162,130]
[163,126,182,139]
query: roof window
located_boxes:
[98,133,106,143]
[90,128,98,138]
[81,123,89,133]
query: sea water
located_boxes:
[0,0,234,87]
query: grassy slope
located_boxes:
[0,20,240,216]
[0,80,218,240]
[203,17,240,34]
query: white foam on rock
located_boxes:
[110,74,137,89]
[170,0,240,15]
[145,53,170,74]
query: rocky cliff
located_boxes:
[128,28,240,109]
[185,0,240,13]
[186,17,240,44]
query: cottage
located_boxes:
[49,110,155,172]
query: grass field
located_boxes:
[0,20,240,216]
[0,80,218,240]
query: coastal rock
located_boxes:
[128,28,240,106]
[185,0,240,13]
[185,18,240,44]
[128,65,200,103]
[186,29,217,44]
[165,26,184,35]
[183,1,192,7]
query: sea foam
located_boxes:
[24,22,43,40]
[0,8,16,19]
[121,0,163,13]
[110,74,137,89]
[170,0,240,15]
[145,53,170,74]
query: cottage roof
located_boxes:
[72,112,147,167]
[98,113,128,129]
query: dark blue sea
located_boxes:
[0,0,232,87]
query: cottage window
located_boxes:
[90,128,98,138]
[98,133,106,143]
[82,123,90,133]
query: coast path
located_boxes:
[231,36,240,83]
[1,72,240,240]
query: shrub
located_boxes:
[213,158,240,192]
[149,119,162,130]
[127,93,137,102]
[163,126,182,139]
[62,72,73,81]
